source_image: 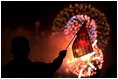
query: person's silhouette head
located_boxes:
[11,36,30,60]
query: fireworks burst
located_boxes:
[52,3,110,78]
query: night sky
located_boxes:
[1,1,117,78]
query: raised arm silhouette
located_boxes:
[2,36,67,78]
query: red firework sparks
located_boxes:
[52,3,110,78]
[65,14,104,78]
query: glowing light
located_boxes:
[88,63,97,70]
[75,49,79,53]
[78,69,83,78]
[65,14,105,77]
[88,67,91,76]
[92,40,97,47]
[80,52,95,61]
[52,3,110,78]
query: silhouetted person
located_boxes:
[2,36,67,78]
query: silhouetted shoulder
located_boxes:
[2,60,34,78]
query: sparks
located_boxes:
[52,3,110,78]
[88,67,91,76]
[78,69,83,78]
[65,14,104,77]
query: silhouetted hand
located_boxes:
[59,50,67,59]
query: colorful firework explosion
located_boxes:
[52,3,110,78]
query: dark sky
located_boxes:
[1,1,117,30]
[1,1,117,78]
